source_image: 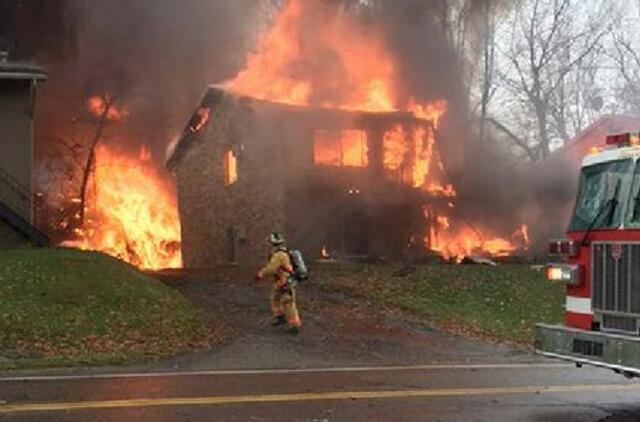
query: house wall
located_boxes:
[0,79,33,222]
[172,88,436,267]
[175,92,287,268]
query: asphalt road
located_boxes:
[2,363,640,421]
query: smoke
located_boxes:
[26,0,571,253]
[365,0,574,250]
[35,0,260,161]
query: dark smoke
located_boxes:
[366,0,573,250]
[34,0,259,161]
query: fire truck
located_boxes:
[536,132,640,377]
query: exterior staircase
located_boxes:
[0,165,49,246]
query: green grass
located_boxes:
[0,248,221,370]
[313,263,564,345]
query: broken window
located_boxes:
[224,149,238,186]
[313,130,368,167]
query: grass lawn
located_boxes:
[0,248,223,370]
[313,263,565,346]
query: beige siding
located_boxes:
[0,80,33,222]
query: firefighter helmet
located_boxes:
[269,232,285,246]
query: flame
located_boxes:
[227,0,397,111]
[381,124,451,190]
[190,106,211,133]
[512,224,530,248]
[63,146,182,270]
[224,150,238,186]
[228,0,450,189]
[139,145,152,162]
[226,0,528,263]
[409,100,448,126]
[314,130,368,167]
[426,183,456,198]
[86,95,129,121]
[424,206,530,263]
[321,245,330,258]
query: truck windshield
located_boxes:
[569,159,632,231]
[627,161,640,225]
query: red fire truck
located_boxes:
[536,132,640,377]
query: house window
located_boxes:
[224,150,238,186]
[313,130,368,167]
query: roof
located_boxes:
[166,85,433,171]
[0,61,48,81]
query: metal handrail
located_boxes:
[0,165,49,246]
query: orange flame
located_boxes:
[224,150,238,186]
[314,130,368,167]
[86,95,129,121]
[190,106,211,133]
[63,146,182,270]
[226,0,527,263]
[226,0,444,117]
[424,206,530,262]
[227,0,397,111]
[139,145,152,162]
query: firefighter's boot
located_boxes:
[285,326,300,335]
[270,315,287,326]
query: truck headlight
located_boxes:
[546,264,581,286]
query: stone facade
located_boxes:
[168,87,437,268]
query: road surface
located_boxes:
[3,270,638,421]
[2,363,640,421]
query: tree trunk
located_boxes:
[77,99,111,224]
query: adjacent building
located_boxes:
[0,53,48,247]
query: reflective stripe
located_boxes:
[566,296,592,315]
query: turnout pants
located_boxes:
[271,286,301,328]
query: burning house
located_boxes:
[0,54,48,247]
[164,0,532,269]
[167,86,452,267]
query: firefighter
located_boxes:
[256,233,302,335]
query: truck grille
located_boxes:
[572,338,604,357]
[592,242,640,333]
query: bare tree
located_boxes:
[611,31,640,115]
[491,0,619,161]
[77,94,113,224]
[477,0,499,145]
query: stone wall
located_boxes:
[174,89,287,268]
[170,87,437,267]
